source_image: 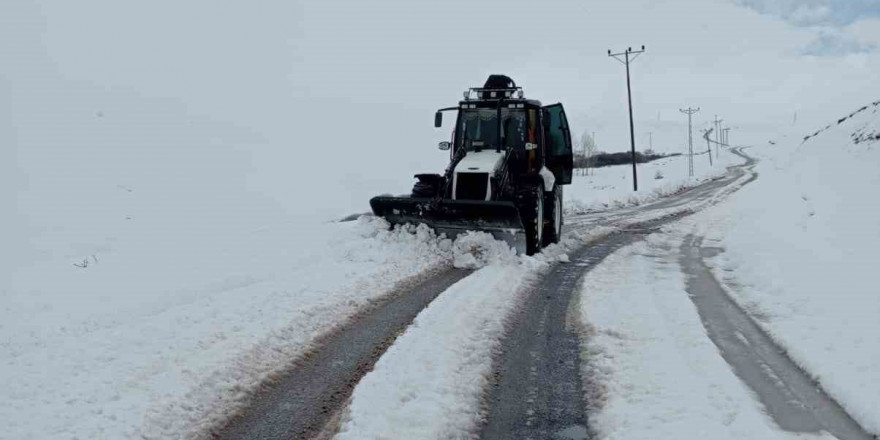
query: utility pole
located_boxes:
[680,107,699,177]
[703,128,714,167]
[713,115,723,155]
[609,45,646,191]
[580,132,587,176]
[723,127,731,147]
[649,132,653,152]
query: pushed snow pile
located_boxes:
[2,209,459,440]
[451,231,518,268]
[690,99,880,434]
[355,216,454,260]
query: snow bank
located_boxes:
[336,256,544,439]
[681,101,880,434]
[1,216,456,440]
[576,237,821,440]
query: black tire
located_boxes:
[411,174,444,198]
[543,185,563,246]
[516,181,544,255]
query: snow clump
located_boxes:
[452,231,517,268]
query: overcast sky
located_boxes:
[4,0,879,217]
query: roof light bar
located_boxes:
[467,86,525,100]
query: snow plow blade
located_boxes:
[370,196,527,254]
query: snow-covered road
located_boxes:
[9,117,877,439]
[240,148,771,439]
[480,151,757,439]
[329,145,874,440]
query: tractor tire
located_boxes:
[516,181,544,255]
[543,185,563,246]
[411,174,444,198]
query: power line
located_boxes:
[680,107,699,177]
[608,45,646,191]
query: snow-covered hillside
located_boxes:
[687,100,880,433]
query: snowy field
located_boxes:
[678,101,880,434]
[2,217,456,439]
[565,150,737,215]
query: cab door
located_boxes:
[542,103,573,184]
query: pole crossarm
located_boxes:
[608,47,645,58]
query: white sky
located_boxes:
[3,0,879,218]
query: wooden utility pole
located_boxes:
[703,128,714,167]
[609,45,646,191]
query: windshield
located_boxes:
[456,108,526,151]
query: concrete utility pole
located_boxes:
[649,132,653,152]
[723,127,731,147]
[680,107,700,177]
[609,45,646,191]
[713,115,723,155]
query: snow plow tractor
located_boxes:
[370,75,574,255]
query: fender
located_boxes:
[538,166,556,193]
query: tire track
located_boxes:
[215,267,472,440]
[481,150,757,439]
[680,235,875,440]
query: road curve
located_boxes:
[681,235,875,440]
[481,149,757,439]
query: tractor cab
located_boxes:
[435,75,572,191]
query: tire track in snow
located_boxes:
[680,235,875,440]
[482,149,758,439]
[481,218,687,440]
[215,267,472,440]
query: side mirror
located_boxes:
[434,112,443,128]
[438,141,451,151]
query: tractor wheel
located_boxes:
[517,182,544,255]
[411,174,444,198]
[543,185,563,246]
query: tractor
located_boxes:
[370,75,573,255]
